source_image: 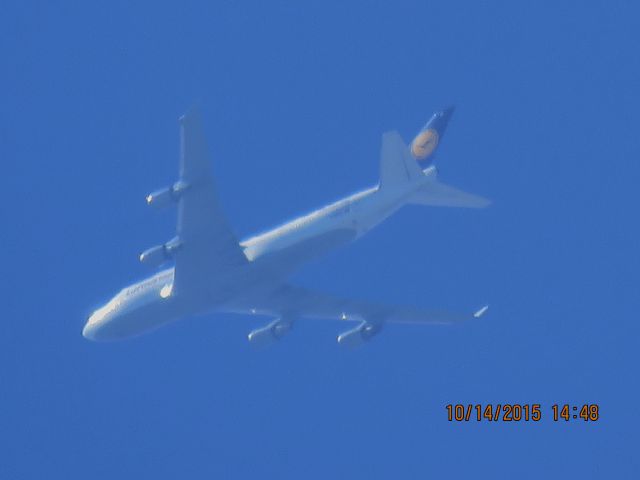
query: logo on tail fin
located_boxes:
[410,107,454,164]
[411,128,439,161]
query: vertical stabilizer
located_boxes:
[379,107,455,190]
[409,107,455,167]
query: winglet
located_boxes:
[473,305,489,318]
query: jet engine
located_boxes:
[247,319,292,346]
[336,321,381,347]
[146,180,190,208]
[139,237,182,267]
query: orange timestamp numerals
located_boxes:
[552,404,599,422]
[446,404,542,422]
[445,404,600,422]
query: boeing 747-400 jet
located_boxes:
[83,108,489,346]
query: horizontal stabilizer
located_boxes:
[409,180,490,208]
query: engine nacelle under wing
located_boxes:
[146,180,190,208]
[337,321,381,347]
[139,237,182,267]
[247,319,292,346]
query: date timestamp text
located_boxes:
[445,404,599,422]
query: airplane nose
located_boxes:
[82,319,96,340]
[82,313,103,341]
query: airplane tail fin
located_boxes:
[378,107,490,208]
[409,106,455,167]
[379,107,455,190]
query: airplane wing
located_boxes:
[173,110,248,294]
[232,284,485,325]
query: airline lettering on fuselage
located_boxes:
[126,272,172,297]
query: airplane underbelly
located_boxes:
[254,228,357,270]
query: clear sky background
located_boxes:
[2,1,639,478]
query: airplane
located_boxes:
[83,107,490,346]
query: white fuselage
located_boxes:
[83,167,437,340]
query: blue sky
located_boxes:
[2,1,639,478]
